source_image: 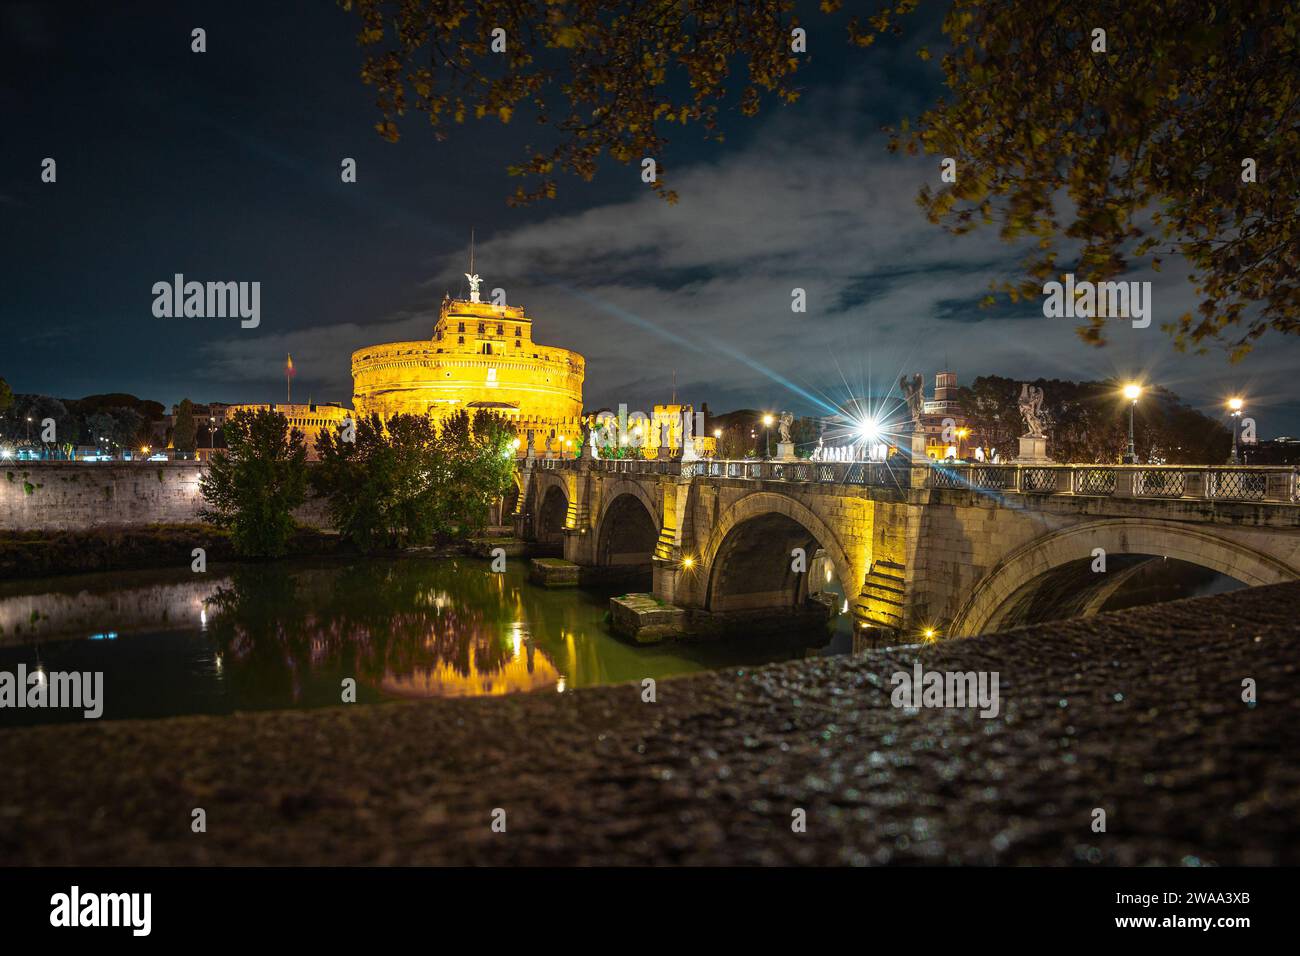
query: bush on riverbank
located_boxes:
[0,523,339,581]
[313,409,515,551]
[200,409,308,558]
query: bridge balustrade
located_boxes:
[1018,467,1058,493]
[520,456,1298,504]
[930,465,965,490]
[1073,468,1118,496]
[1207,469,1270,501]
[1135,468,1187,498]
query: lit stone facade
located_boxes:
[352,296,585,454]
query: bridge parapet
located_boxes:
[525,456,1299,505]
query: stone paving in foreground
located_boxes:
[1,582,1297,865]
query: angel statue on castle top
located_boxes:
[465,273,482,303]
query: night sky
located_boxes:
[4,1,1299,435]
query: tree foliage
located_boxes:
[0,394,75,453]
[889,1,1300,356]
[173,398,198,454]
[714,422,753,459]
[313,409,515,551]
[340,0,838,205]
[789,415,821,455]
[955,375,1232,464]
[0,378,13,417]
[199,409,308,558]
[343,0,1299,353]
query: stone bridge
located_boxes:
[514,456,1300,641]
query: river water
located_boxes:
[0,555,851,726]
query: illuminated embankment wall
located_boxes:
[0,463,329,531]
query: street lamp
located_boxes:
[955,426,970,459]
[1227,397,1244,464]
[762,413,774,458]
[1122,383,1142,463]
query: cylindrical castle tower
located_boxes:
[351,292,585,454]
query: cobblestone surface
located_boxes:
[2,583,1298,865]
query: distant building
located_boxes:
[920,370,973,460]
[1250,436,1300,466]
[582,403,718,459]
[646,403,716,458]
[163,401,235,431]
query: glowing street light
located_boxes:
[857,417,880,443]
[762,413,774,458]
[1227,397,1245,464]
[1122,383,1143,463]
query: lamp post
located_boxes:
[1122,384,1142,463]
[762,413,774,459]
[1227,397,1244,464]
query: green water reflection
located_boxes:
[0,556,849,725]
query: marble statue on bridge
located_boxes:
[778,411,793,444]
[1018,383,1046,439]
[1017,383,1051,463]
[900,374,925,430]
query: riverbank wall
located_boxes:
[0,461,330,531]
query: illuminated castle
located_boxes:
[351,280,585,454]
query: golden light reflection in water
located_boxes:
[381,638,561,697]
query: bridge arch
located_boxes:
[951,518,1298,636]
[533,475,569,545]
[594,481,660,568]
[699,492,860,613]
